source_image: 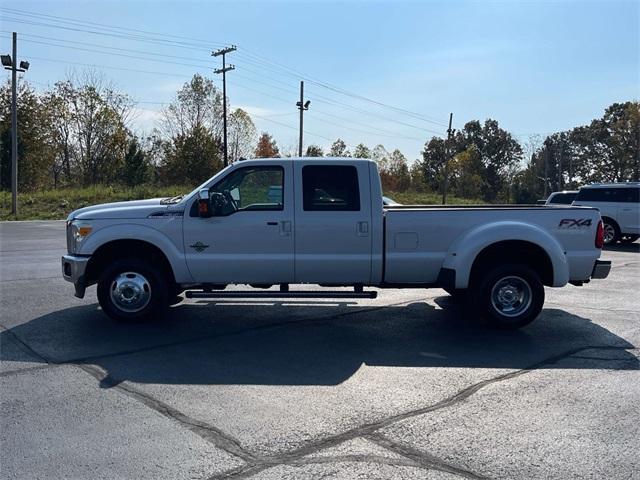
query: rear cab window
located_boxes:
[549,193,577,204]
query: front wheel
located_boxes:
[471,264,544,329]
[97,258,169,322]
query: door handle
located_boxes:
[266,221,278,226]
[357,221,369,237]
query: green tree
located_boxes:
[228,108,256,163]
[46,73,133,186]
[0,80,56,191]
[328,138,350,157]
[456,119,523,202]
[571,101,639,183]
[353,143,371,158]
[419,137,447,192]
[305,144,324,157]
[387,149,411,191]
[450,146,485,199]
[160,125,222,185]
[121,138,149,186]
[161,74,223,139]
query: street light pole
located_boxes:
[296,81,310,157]
[2,32,29,216]
[11,32,17,215]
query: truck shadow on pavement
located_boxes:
[2,297,638,386]
[605,242,640,253]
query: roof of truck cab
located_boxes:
[242,157,375,163]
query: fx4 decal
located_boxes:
[559,218,592,228]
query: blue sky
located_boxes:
[2,0,638,162]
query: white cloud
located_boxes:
[129,107,163,134]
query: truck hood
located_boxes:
[69,198,173,220]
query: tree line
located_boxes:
[1,71,638,203]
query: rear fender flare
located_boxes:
[441,221,569,289]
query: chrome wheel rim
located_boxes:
[603,223,616,244]
[110,271,151,313]
[490,275,532,318]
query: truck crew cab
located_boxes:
[62,158,610,329]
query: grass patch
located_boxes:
[384,190,484,205]
[0,186,485,221]
[0,185,191,221]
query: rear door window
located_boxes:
[576,188,622,202]
[622,188,640,203]
[302,165,361,211]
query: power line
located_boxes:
[20,55,199,79]
[0,31,213,65]
[250,112,334,142]
[2,7,449,128]
[236,49,449,127]
[227,78,430,141]
[1,31,439,139]
[4,36,214,70]
[0,7,227,48]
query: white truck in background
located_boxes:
[62,158,611,329]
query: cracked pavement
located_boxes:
[1,220,639,479]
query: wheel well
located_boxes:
[85,239,175,285]
[470,240,554,287]
[601,216,620,230]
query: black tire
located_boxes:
[97,258,169,322]
[621,234,640,244]
[471,264,545,329]
[602,218,620,245]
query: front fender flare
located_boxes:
[441,221,569,289]
[79,223,192,283]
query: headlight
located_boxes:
[68,220,93,253]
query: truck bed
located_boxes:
[383,204,600,284]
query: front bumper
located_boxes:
[591,259,612,279]
[61,254,90,298]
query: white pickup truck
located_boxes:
[62,158,611,329]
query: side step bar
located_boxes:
[185,290,377,299]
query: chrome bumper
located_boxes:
[591,259,611,280]
[61,254,90,298]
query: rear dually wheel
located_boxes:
[472,264,545,329]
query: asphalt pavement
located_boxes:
[1,220,638,479]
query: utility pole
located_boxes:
[2,32,30,216]
[296,81,310,156]
[543,147,549,198]
[212,45,236,167]
[558,144,563,190]
[441,113,454,205]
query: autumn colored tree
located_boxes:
[254,132,280,158]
